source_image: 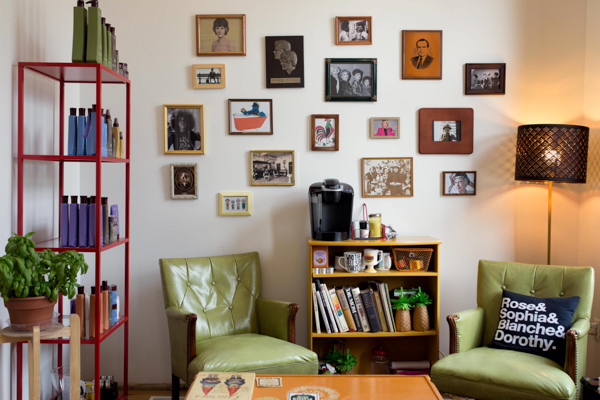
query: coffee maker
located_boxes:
[309,179,354,241]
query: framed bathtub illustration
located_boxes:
[228,99,273,135]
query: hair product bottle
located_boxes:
[76,286,86,338]
[88,195,96,247]
[112,31,117,71]
[112,118,120,159]
[106,283,113,328]
[105,109,113,157]
[68,108,77,156]
[60,195,69,247]
[111,284,118,324]
[76,107,87,155]
[100,110,108,157]
[68,196,79,247]
[72,0,87,62]
[110,204,119,240]
[101,17,108,67]
[85,0,102,63]
[119,131,124,158]
[105,23,112,70]
[101,197,109,245]
[89,286,96,338]
[85,104,97,156]
[101,281,109,331]
[78,195,88,248]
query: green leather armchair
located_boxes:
[160,251,319,400]
[431,260,594,400]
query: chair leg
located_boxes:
[172,374,180,400]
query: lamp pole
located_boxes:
[547,181,552,265]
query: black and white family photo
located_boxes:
[362,157,413,197]
[327,59,376,101]
[336,17,371,45]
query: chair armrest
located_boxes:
[165,307,197,382]
[257,298,298,343]
[565,318,590,384]
[447,307,485,354]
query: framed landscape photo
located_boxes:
[218,192,252,216]
[402,30,442,79]
[361,157,413,198]
[370,118,399,139]
[325,58,377,101]
[228,99,273,135]
[250,150,294,186]
[265,36,304,88]
[465,63,506,95]
[196,14,246,56]
[170,163,198,199]
[419,108,474,154]
[192,64,225,89]
[443,171,476,196]
[311,114,339,151]
[164,105,204,154]
[335,17,372,45]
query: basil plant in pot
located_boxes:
[0,232,89,331]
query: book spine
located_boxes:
[383,282,396,332]
[343,286,362,332]
[336,288,356,332]
[360,289,381,333]
[315,286,331,333]
[311,283,321,334]
[319,281,339,333]
[351,286,371,332]
[329,288,349,332]
[371,287,388,332]
[377,282,395,332]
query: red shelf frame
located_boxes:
[17,62,130,400]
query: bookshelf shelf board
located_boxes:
[312,329,436,338]
[312,271,438,278]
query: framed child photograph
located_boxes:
[443,171,476,196]
[192,64,225,89]
[402,30,442,80]
[250,150,294,186]
[465,63,506,95]
[361,157,413,198]
[218,192,252,216]
[311,114,339,151]
[325,58,377,101]
[370,117,399,139]
[170,163,198,199]
[418,108,474,154]
[335,16,372,45]
[228,99,273,135]
[196,14,246,56]
[265,36,304,88]
[164,105,204,154]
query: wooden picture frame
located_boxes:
[325,58,377,101]
[443,171,477,196]
[465,63,506,95]
[218,192,252,215]
[196,14,246,56]
[192,64,225,89]
[311,114,339,151]
[164,105,204,154]
[170,163,198,199]
[418,108,474,154]
[335,17,372,45]
[250,151,294,186]
[370,117,399,139]
[228,99,273,135]
[402,30,442,80]
[362,157,413,197]
[265,36,304,88]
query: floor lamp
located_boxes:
[515,124,589,265]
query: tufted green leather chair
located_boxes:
[160,251,319,400]
[431,260,594,400]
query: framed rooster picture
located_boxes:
[311,114,339,151]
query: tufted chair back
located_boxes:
[477,260,594,346]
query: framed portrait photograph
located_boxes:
[335,17,372,45]
[325,58,377,101]
[196,14,246,56]
[218,192,252,216]
[170,163,198,200]
[370,117,399,139]
[311,114,339,151]
[361,157,413,198]
[402,30,442,80]
[419,108,474,154]
[228,99,273,135]
[192,64,225,89]
[265,36,304,88]
[443,171,476,196]
[465,63,506,95]
[250,151,294,186]
[163,105,204,154]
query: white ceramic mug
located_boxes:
[377,252,392,271]
[363,248,383,266]
[337,251,362,273]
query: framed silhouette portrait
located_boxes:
[265,36,304,88]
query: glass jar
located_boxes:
[370,345,390,374]
[369,213,382,238]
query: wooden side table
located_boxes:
[0,314,80,400]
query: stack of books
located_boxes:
[390,360,431,375]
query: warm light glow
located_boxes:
[544,149,560,164]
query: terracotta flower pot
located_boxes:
[4,296,57,331]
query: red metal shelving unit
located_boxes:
[16,62,130,400]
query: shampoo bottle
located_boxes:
[119,131,124,158]
[76,108,87,155]
[68,196,79,248]
[100,110,108,157]
[105,109,113,157]
[72,0,87,62]
[76,286,86,338]
[88,195,97,247]
[112,118,120,158]
[101,17,108,67]
[105,23,112,70]
[101,281,109,331]
[60,195,69,247]
[102,197,109,245]
[85,104,97,156]
[85,0,102,63]
[106,283,113,328]
[112,31,118,71]
[67,108,77,156]
[111,284,118,324]
[90,286,96,338]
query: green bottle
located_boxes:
[105,23,112,70]
[101,17,108,67]
[72,0,87,62]
[85,0,102,63]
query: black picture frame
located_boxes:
[465,63,506,95]
[325,58,377,102]
[265,36,304,88]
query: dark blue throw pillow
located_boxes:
[488,289,580,365]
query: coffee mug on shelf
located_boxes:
[363,248,383,273]
[377,252,392,271]
[337,251,362,273]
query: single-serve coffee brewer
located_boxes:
[309,179,354,241]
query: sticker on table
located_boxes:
[288,393,320,400]
[289,386,340,400]
[256,377,282,387]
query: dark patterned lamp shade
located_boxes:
[515,124,589,183]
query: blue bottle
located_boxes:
[101,110,108,157]
[68,196,79,248]
[60,195,69,247]
[88,195,97,247]
[76,108,87,155]
[67,108,77,156]
[78,195,88,248]
[85,104,97,156]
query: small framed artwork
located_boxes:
[361,157,413,198]
[196,14,246,56]
[164,105,204,154]
[335,17,372,45]
[170,163,198,200]
[325,58,377,101]
[228,99,273,135]
[402,30,442,80]
[218,192,252,216]
[250,150,294,186]
[192,64,225,89]
[265,36,304,88]
[418,108,474,154]
[443,171,477,196]
[370,118,399,139]
[465,63,506,95]
[311,114,339,151]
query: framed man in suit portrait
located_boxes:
[402,30,442,79]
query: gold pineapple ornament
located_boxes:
[390,287,413,332]
[410,287,432,332]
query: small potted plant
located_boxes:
[323,344,358,375]
[410,287,432,332]
[390,287,413,332]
